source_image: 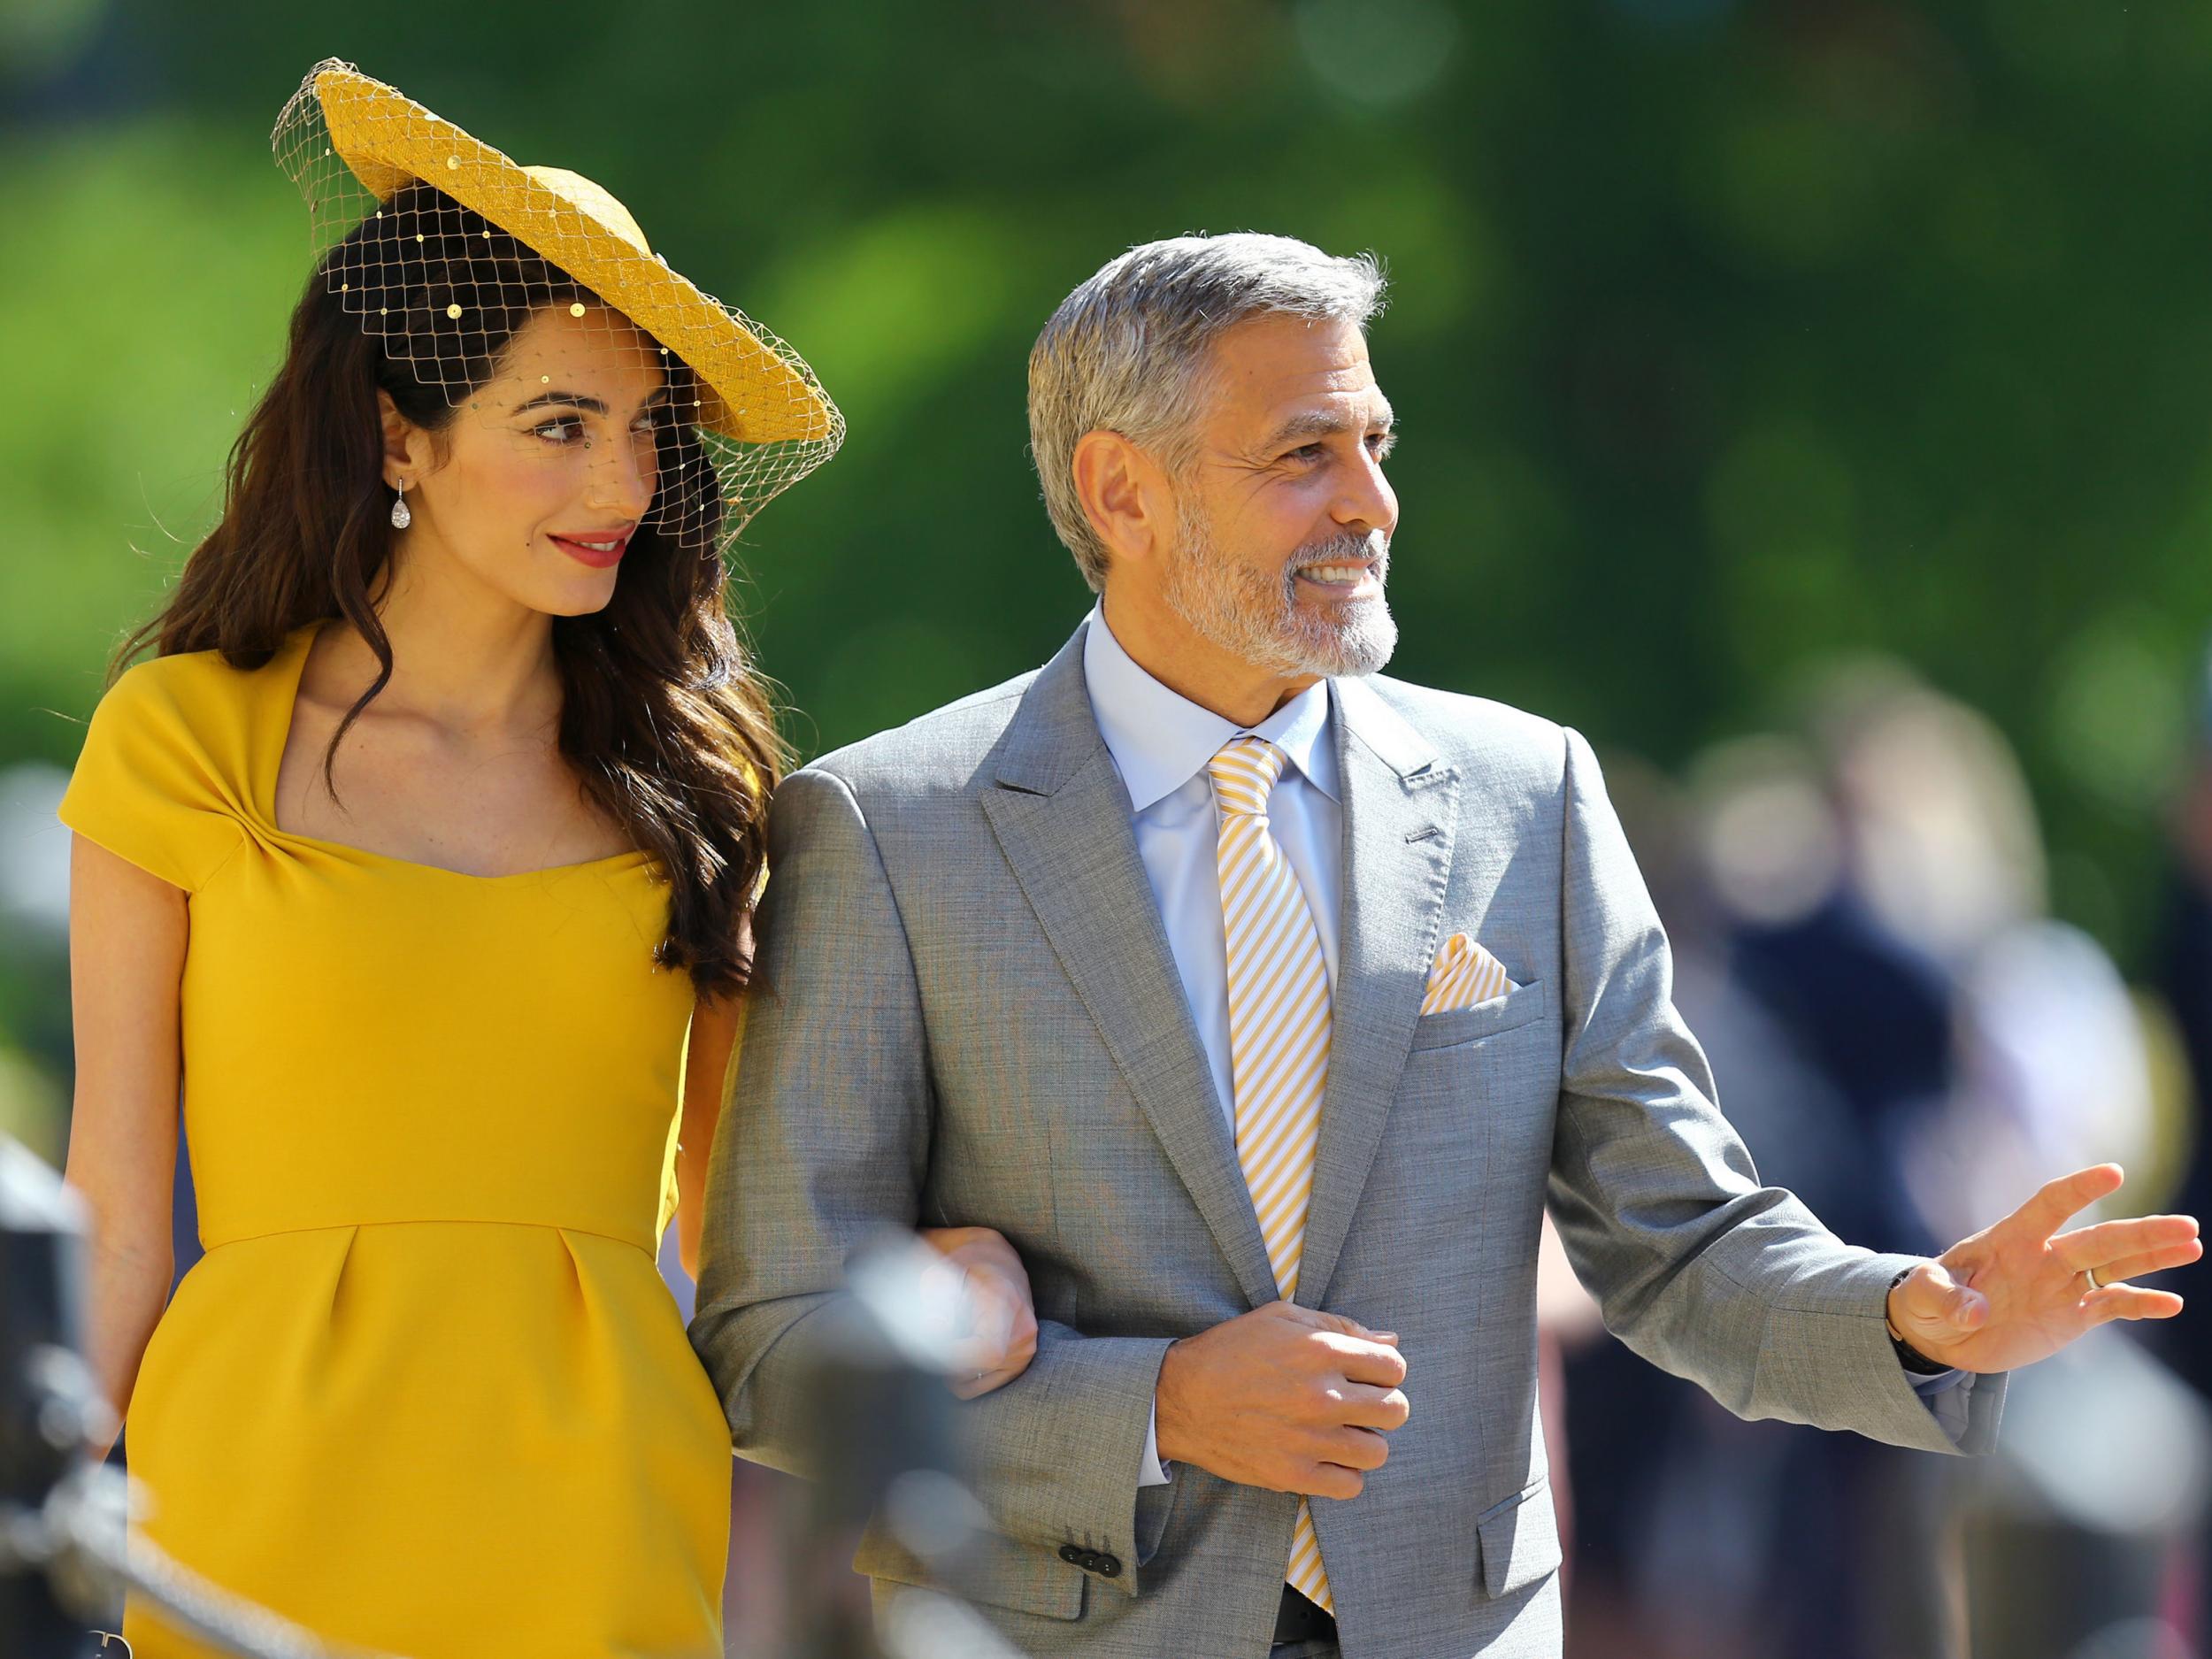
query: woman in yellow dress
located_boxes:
[58,62,1035,1657]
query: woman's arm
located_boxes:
[61,834,187,1445]
[677,989,740,1281]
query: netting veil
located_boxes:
[270,58,843,557]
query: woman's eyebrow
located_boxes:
[512,389,607,416]
[511,384,674,418]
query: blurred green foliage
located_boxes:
[8,0,2212,1021]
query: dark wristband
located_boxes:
[1886,1265,1954,1375]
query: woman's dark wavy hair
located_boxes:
[119,183,783,996]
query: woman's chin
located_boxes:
[528,574,622,618]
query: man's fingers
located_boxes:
[1333,1384,1411,1432]
[1276,1302,1399,1345]
[1327,1334,1410,1389]
[2087,1239,2206,1285]
[2084,1284,2186,1325]
[2011,1164,2127,1239]
[1303,1463,1366,1501]
[1319,1426,1392,1472]
[2055,1216,2201,1273]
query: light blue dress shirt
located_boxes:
[1083,607,1342,1130]
[1077,608,1970,1486]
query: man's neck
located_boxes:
[1098,589,1318,730]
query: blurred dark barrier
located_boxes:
[0,1134,99,1655]
[0,1136,402,1659]
[787,1239,1027,1659]
[4,1147,1021,1659]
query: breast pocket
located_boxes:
[1407,977,1549,1053]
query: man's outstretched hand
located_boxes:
[1887,1164,2201,1374]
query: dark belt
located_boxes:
[1273,1583,1336,1647]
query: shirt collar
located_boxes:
[1081,605,1340,813]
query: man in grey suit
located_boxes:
[691,234,2200,1658]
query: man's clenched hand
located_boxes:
[1155,1301,1409,1499]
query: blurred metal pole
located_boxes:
[1,1137,403,1659]
[0,1133,104,1656]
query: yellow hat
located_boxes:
[275,59,841,464]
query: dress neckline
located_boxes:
[255,620,655,885]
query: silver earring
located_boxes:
[389,479,411,530]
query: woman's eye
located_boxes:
[531,418,582,443]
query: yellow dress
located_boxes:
[60,623,731,1658]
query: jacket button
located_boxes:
[1057,1544,1085,1566]
[1094,1553,1123,1578]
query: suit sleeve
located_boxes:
[687,765,1172,1592]
[1544,726,2003,1455]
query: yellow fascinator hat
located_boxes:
[272,59,842,537]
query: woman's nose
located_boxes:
[587,434,655,518]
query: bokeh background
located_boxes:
[8,3,2212,1655]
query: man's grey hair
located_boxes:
[1027,233,1387,592]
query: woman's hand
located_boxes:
[918,1225,1040,1399]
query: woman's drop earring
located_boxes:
[389,478,411,530]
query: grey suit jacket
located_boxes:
[690,620,2002,1659]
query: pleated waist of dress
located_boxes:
[196,1211,662,1258]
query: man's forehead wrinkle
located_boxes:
[1199,314,1386,458]
[1263,397,1394,442]
[1244,381,1394,448]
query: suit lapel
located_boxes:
[1296,676,1460,1309]
[979,628,1281,1310]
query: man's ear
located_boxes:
[1071,429,1171,572]
[377,389,431,488]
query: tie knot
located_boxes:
[1210,736,1289,818]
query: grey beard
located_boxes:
[1164,506,1398,680]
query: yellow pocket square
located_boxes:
[1422,933,1518,1015]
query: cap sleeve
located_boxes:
[59,659,249,893]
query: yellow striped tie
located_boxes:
[1209,735,1334,1615]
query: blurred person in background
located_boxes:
[1558,740,1955,1659]
[1572,665,2209,1659]
[2151,643,2212,1360]
[1822,669,2208,1659]
[2145,639,2212,1650]
[692,231,2200,1659]
[55,63,1036,1659]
